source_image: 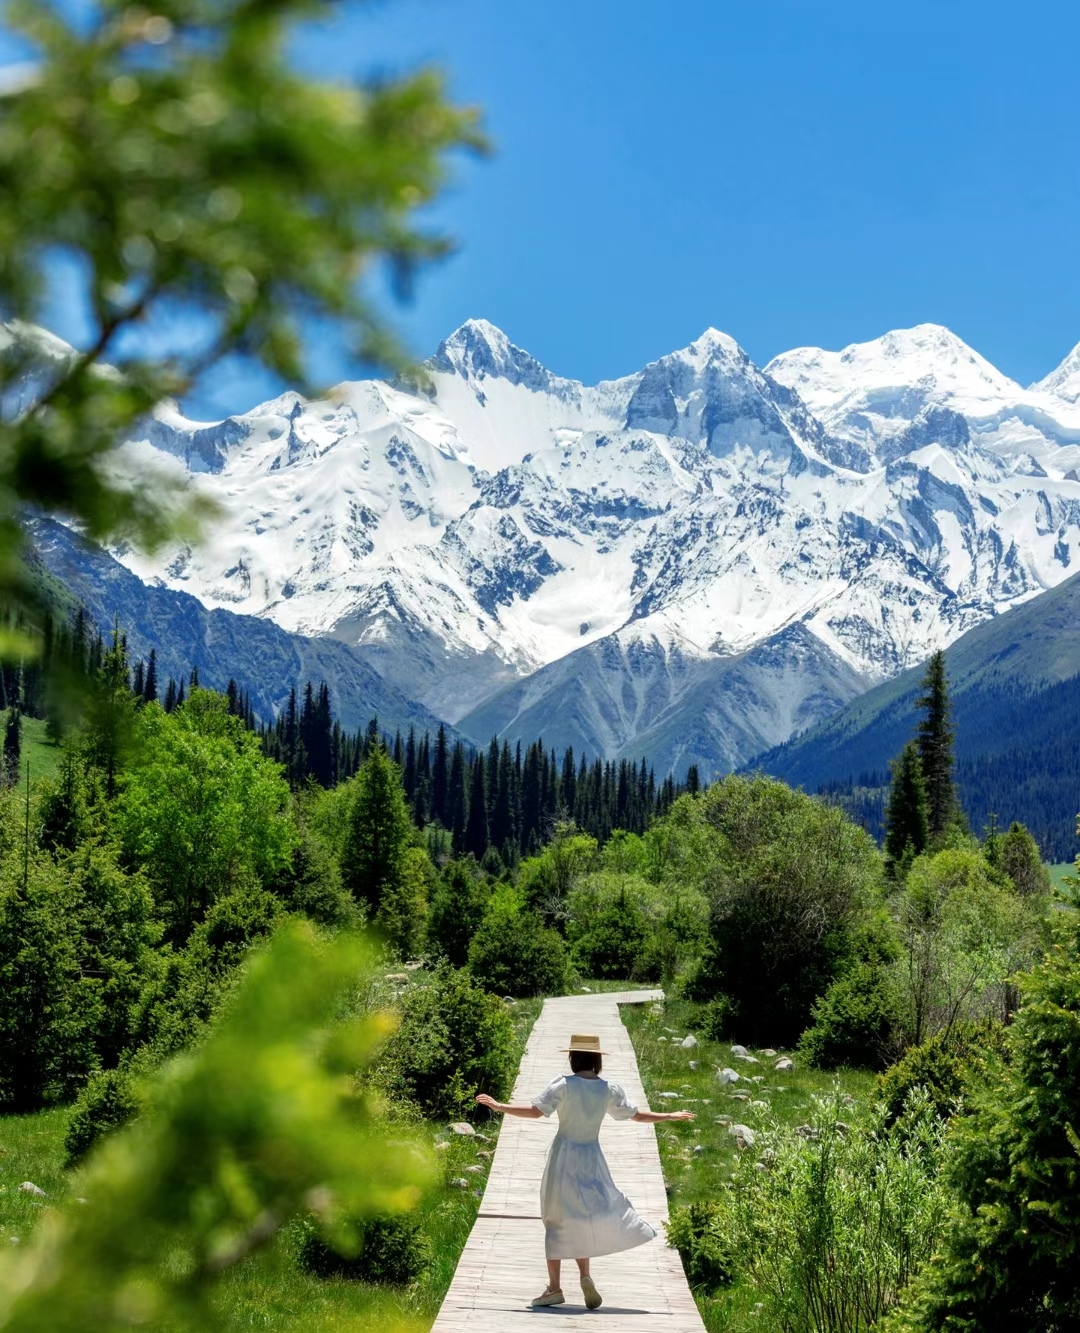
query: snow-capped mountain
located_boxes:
[12,316,1080,778]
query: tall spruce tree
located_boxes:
[916,650,958,837]
[884,740,931,871]
[340,748,412,914]
[3,706,20,784]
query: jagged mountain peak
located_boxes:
[430,318,566,394]
[1034,340,1080,404]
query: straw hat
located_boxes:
[561,1033,608,1054]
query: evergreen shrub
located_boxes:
[428,858,491,967]
[798,962,899,1071]
[468,888,568,997]
[374,965,517,1120]
[296,1212,430,1284]
[65,1066,141,1165]
[876,1020,1008,1129]
[665,1201,736,1291]
[572,889,652,979]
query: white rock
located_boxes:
[730,1044,749,1058]
[17,1182,45,1198]
[449,1178,470,1189]
[384,972,409,982]
[728,1124,756,1148]
[449,1122,476,1136]
[774,1058,794,1072]
[464,1164,485,1174]
[658,1092,680,1099]
[761,1048,777,1058]
[579,986,592,992]
[680,1034,698,1049]
[688,1060,698,1070]
[716,1067,740,1084]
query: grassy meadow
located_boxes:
[624,995,875,1333]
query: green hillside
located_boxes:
[754,571,1080,861]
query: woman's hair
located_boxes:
[569,1050,602,1075]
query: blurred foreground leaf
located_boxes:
[0,919,433,1331]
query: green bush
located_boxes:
[876,1020,1008,1129]
[681,776,883,1045]
[883,919,1080,1331]
[65,1066,141,1165]
[698,994,735,1041]
[572,889,651,979]
[428,858,491,967]
[468,887,568,997]
[296,1212,430,1285]
[374,965,518,1120]
[798,962,900,1071]
[666,1201,736,1291]
[728,1090,948,1333]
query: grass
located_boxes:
[1049,862,1076,894]
[623,993,875,1333]
[2,711,64,784]
[0,1105,72,1250]
[0,986,543,1331]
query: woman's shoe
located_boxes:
[530,1287,565,1308]
[581,1275,603,1309]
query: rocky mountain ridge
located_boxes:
[8,316,1080,777]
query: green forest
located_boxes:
[0,624,1077,1332]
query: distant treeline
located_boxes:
[818,673,1080,863]
[4,608,699,862]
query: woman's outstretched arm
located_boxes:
[632,1109,695,1123]
[475,1093,544,1118]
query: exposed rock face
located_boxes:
[10,316,1080,778]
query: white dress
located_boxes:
[530,1073,658,1260]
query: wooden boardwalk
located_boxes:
[431,990,706,1332]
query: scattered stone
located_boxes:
[503,996,516,1005]
[464,1165,485,1174]
[403,960,424,971]
[774,1058,794,1072]
[688,1060,698,1070]
[658,1092,680,1099]
[715,1114,733,1125]
[693,1144,706,1154]
[658,1037,668,1042]
[475,1132,491,1142]
[750,1075,765,1083]
[794,1125,821,1141]
[579,986,592,992]
[716,1067,740,1084]
[449,1178,470,1189]
[476,1150,493,1160]
[449,1122,476,1137]
[728,1124,755,1149]
[730,1044,749,1058]
[664,1027,679,1034]
[834,1121,851,1136]
[434,1141,450,1152]
[731,1092,751,1102]
[680,1034,698,1049]
[761,1048,777,1058]
[17,1183,45,1198]
[754,1162,768,1172]
[472,1189,484,1198]
[384,973,409,982]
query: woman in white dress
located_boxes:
[475,1032,694,1310]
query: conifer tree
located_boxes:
[143,649,158,705]
[464,753,489,859]
[447,742,467,852]
[340,748,412,914]
[884,740,931,872]
[916,650,958,837]
[431,724,449,826]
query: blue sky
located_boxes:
[4,0,1080,412]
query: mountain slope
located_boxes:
[10,316,1080,774]
[754,569,1080,858]
[28,518,453,739]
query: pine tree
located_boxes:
[447,742,467,853]
[884,740,931,872]
[143,649,158,704]
[431,724,449,826]
[464,753,489,859]
[340,748,412,913]
[916,650,958,837]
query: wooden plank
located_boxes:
[430,989,707,1332]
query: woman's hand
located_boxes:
[667,1110,695,1121]
[475,1093,504,1112]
